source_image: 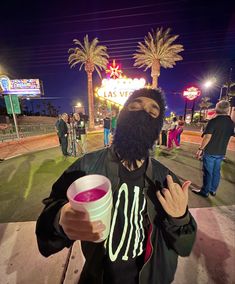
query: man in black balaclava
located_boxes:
[113,88,165,168]
[36,88,196,284]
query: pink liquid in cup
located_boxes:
[74,188,107,202]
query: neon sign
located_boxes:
[183,86,201,101]
[106,59,123,79]
[97,78,146,106]
[0,78,43,97]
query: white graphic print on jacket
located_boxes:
[106,183,146,262]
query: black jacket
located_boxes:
[58,119,68,138]
[36,147,197,284]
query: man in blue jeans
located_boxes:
[192,100,234,197]
[103,113,111,147]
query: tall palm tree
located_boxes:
[133,27,184,89]
[199,97,213,120]
[68,35,109,129]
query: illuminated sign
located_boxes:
[106,59,123,79]
[0,76,11,93]
[97,78,146,106]
[183,86,201,101]
[0,78,43,97]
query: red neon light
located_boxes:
[183,86,201,101]
[106,59,123,79]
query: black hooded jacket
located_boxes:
[36,146,197,284]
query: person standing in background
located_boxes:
[103,113,111,147]
[177,115,185,146]
[55,115,61,146]
[73,113,87,154]
[192,100,234,197]
[167,117,180,150]
[58,113,69,156]
[161,119,169,147]
[111,111,118,135]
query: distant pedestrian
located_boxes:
[167,117,180,150]
[58,113,69,156]
[176,115,185,145]
[161,119,170,147]
[111,111,118,135]
[103,113,111,147]
[55,115,61,145]
[192,100,234,197]
[157,119,169,147]
[73,113,87,154]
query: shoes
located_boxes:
[176,146,180,149]
[191,188,209,198]
[209,191,216,197]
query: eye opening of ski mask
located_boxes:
[113,88,166,165]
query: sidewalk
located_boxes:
[1,206,234,284]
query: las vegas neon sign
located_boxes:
[97,78,146,106]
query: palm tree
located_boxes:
[133,27,184,89]
[68,35,109,129]
[222,82,235,99]
[199,97,213,120]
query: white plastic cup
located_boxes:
[67,174,113,242]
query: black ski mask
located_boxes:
[113,88,165,164]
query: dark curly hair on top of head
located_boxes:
[124,88,166,115]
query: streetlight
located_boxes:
[203,77,216,90]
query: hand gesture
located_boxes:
[195,149,203,160]
[59,203,106,242]
[156,175,191,218]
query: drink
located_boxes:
[67,174,112,242]
[74,188,106,202]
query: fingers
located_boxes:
[59,202,106,241]
[166,175,182,198]
[182,180,191,192]
[61,203,89,221]
[156,190,166,205]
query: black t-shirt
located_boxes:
[203,115,234,155]
[104,117,111,130]
[103,160,148,284]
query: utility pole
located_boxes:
[226,67,232,101]
[9,94,20,139]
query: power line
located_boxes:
[21,0,185,24]
[1,28,234,53]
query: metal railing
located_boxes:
[0,124,55,142]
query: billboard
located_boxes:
[0,77,43,97]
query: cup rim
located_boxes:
[67,174,111,204]
[69,191,112,212]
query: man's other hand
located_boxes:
[156,175,191,218]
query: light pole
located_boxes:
[219,86,226,101]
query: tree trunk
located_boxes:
[87,71,95,129]
[151,60,160,89]
[152,76,159,89]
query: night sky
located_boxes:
[0,0,234,116]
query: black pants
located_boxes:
[161,130,167,146]
[60,136,68,156]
